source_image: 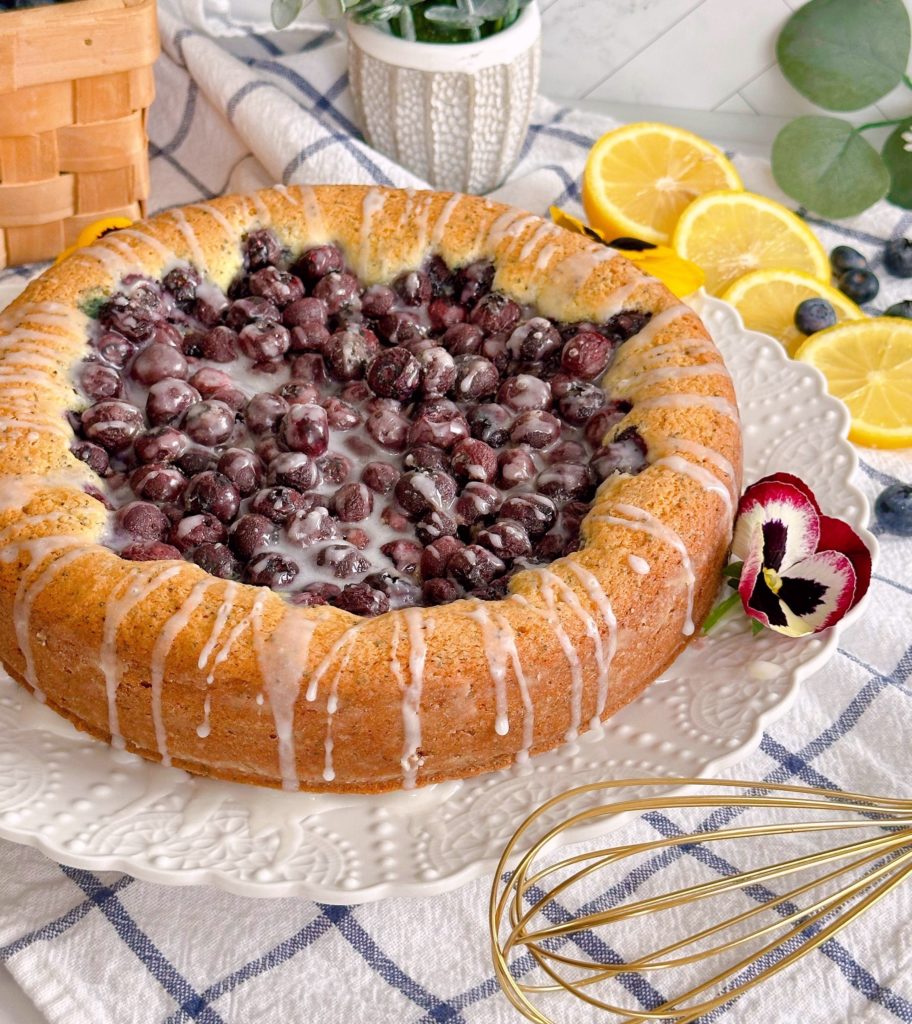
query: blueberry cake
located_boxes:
[0,186,741,792]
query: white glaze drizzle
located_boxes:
[191,203,237,243]
[248,190,272,227]
[658,436,738,498]
[563,561,618,721]
[532,567,610,735]
[518,220,563,262]
[197,582,238,672]
[100,565,183,745]
[400,607,431,789]
[466,603,511,736]
[651,453,733,516]
[149,578,214,766]
[628,554,650,575]
[322,633,361,783]
[206,603,255,685]
[251,594,319,790]
[273,183,300,207]
[429,192,463,249]
[168,208,207,272]
[592,503,696,635]
[410,190,436,254]
[13,542,86,701]
[532,242,559,277]
[493,611,534,764]
[512,583,584,743]
[72,243,131,277]
[613,361,726,394]
[197,694,212,738]
[360,189,388,272]
[116,228,177,266]
[296,185,326,238]
[633,393,740,421]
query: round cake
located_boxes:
[0,185,741,792]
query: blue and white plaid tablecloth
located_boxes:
[0,8,911,1022]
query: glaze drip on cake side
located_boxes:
[0,186,741,792]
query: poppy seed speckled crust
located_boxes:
[0,185,740,793]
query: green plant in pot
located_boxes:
[274,0,531,41]
[273,0,542,195]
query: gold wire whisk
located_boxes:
[489,778,912,1024]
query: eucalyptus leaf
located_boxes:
[772,116,890,218]
[883,119,912,209]
[424,4,483,26]
[271,0,303,29]
[777,0,911,111]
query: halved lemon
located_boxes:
[582,122,742,246]
[794,319,912,448]
[721,268,864,356]
[673,190,829,296]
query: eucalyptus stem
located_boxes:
[904,73,912,92]
[855,116,907,133]
[702,592,742,634]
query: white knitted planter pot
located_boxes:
[347,4,541,194]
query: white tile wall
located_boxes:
[540,0,912,123]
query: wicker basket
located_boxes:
[0,0,159,268]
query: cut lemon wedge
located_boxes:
[582,122,742,246]
[794,318,912,448]
[673,190,829,296]
[722,268,863,356]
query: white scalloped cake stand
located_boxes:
[0,293,876,903]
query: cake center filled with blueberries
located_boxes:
[68,230,650,616]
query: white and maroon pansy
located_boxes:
[731,472,872,637]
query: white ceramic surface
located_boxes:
[0,292,875,903]
[347,4,541,193]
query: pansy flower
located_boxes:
[731,472,872,637]
[549,206,705,298]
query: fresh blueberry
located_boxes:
[838,269,879,304]
[884,238,912,278]
[875,483,912,536]
[829,246,867,275]
[794,298,837,335]
[885,300,912,319]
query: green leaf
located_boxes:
[271,0,302,28]
[702,592,742,634]
[882,118,912,209]
[772,115,890,218]
[777,0,911,111]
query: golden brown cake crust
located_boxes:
[0,185,742,792]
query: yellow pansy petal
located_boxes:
[624,248,705,298]
[549,206,704,298]
[74,217,134,250]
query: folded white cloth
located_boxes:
[0,11,911,1024]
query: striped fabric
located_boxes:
[0,15,910,1024]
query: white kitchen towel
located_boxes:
[0,11,911,1024]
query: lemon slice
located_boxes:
[582,122,742,246]
[795,319,912,448]
[721,268,863,356]
[673,190,829,296]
